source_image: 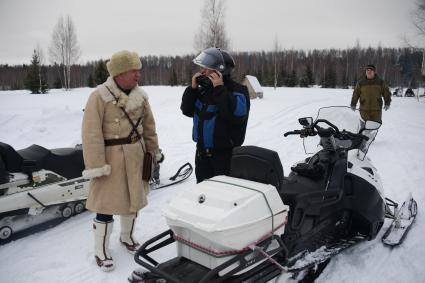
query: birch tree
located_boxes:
[49,15,81,90]
[194,0,229,51]
[35,44,45,93]
[412,0,425,40]
[273,35,281,89]
[411,0,425,76]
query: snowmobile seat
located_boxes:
[229,145,284,191]
[18,145,85,180]
[17,144,50,173]
[48,147,85,179]
[0,155,9,184]
[280,158,346,208]
[280,175,325,207]
[0,142,24,172]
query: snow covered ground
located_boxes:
[0,86,424,283]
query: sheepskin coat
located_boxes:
[82,77,159,215]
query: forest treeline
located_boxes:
[0,46,422,91]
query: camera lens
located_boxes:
[196,75,213,90]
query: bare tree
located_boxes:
[410,0,425,76]
[49,15,81,90]
[35,44,45,93]
[412,0,425,39]
[273,35,280,89]
[194,0,230,51]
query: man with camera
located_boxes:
[180,47,250,183]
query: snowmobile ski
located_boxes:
[286,234,367,273]
[382,193,417,246]
[150,163,193,190]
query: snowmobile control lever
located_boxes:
[283,130,304,137]
[284,128,316,138]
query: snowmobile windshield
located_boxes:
[315,106,361,133]
[303,106,362,154]
[193,48,226,72]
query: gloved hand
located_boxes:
[155,149,165,164]
[350,105,356,111]
[384,105,390,111]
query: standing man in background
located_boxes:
[350,64,391,123]
[82,50,163,272]
[181,47,250,183]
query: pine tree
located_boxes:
[322,65,337,88]
[299,77,308,88]
[87,73,95,87]
[54,76,62,89]
[342,75,349,89]
[328,66,337,88]
[169,69,178,86]
[94,60,109,85]
[299,65,314,88]
[305,64,314,86]
[353,74,358,87]
[279,69,287,87]
[25,50,48,94]
[285,70,298,87]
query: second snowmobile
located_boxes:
[129,106,416,283]
[0,142,89,240]
[0,141,193,242]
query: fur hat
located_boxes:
[365,64,376,71]
[107,50,142,77]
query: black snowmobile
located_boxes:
[129,106,416,283]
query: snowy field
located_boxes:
[0,86,424,283]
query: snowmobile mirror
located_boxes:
[299,117,313,128]
[364,120,381,130]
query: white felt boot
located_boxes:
[93,220,114,271]
[120,214,140,254]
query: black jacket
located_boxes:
[180,78,250,151]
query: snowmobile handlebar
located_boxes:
[284,119,369,142]
[284,119,340,138]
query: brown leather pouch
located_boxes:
[142,152,153,181]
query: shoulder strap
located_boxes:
[105,85,143,141]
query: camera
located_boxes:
[195,75,213,94]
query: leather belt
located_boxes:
[104,135,140,146]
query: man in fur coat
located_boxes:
[82,50,163,271]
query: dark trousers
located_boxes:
[195,149,232,183]
[96,213,113,222]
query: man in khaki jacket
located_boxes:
[350,64,391,123]
[82,50,163,271]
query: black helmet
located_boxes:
[193,47,235,75]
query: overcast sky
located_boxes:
[0,0,419,65]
